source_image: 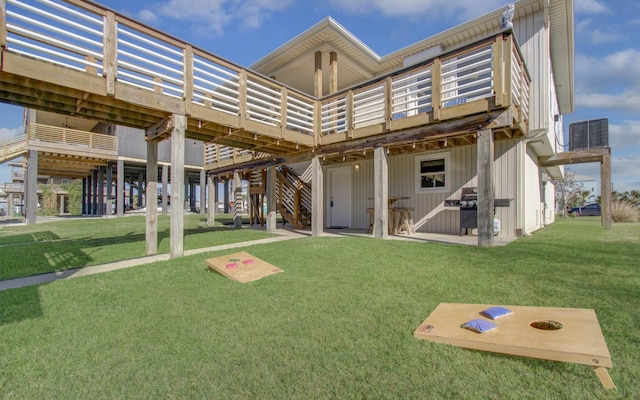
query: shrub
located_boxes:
[612,200,639,223]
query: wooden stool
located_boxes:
[366,208,374,234]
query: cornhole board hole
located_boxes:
[206,251,282,283]
[413,303,614,389]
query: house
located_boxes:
[0,0,575,255]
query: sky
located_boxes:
[1,0,639,194]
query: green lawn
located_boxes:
[0,218,638,398]
[0,214,275,280]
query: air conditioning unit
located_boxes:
[569,118,608,151]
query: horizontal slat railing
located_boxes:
[26,123,118,154]
[0,134,28,162]
[2,1,530,152]
[203,142,270,169]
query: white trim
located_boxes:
[415,152,451,194]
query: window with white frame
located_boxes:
[415,152,450,193]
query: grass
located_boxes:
[0,214,275,281]
[0,218,639,398]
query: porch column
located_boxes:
[161,164,169,216]
[314,51,323,97]
[311,156,324,236]
[146,140,158,255]
[92,170,98,215]
[233,170,242,229]
[117,159,124,217]
[98,167,105,215]
[82,177,87,215]
[601,150,612,230]
[266,165,277,233]
[199,169,206,215]
[137,171,144,208]
[207,174,215,226]
[330,51,338,94]
[25,150,38,225]
[223,180,230,213]
[170,114,186,258]
[477,129,495,247]
[373,146,389,239]
[106,164,113,216]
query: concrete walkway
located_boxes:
[0,228,306,292]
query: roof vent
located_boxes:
[569,118,609,151]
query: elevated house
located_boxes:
[0,0,575,255]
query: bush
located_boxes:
[612,200,639,223]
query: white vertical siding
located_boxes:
[347,140,521,236]
[524,145,543,233]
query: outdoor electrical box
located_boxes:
[569,118,609,151]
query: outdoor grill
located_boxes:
[444,187,511,235]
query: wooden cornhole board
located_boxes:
[413,303,614,389]
[206,251,282,283]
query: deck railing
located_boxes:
[2,1,530,170]
[26,123,118,155]
[204,142,271,169]
[0,134,27,162]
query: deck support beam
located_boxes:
[311,156,323,236]
[25,149,37,225]
[373,146,389,239]
[233,170,242,229]
[117,159,124,217]
[477,129,495,247]
[170,114,186,258]
[266,166,277,233]
[146,140,158,255]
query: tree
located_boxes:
[553,170,584,217]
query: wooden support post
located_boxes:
[93,170,99,214]
[207,174,215,226]
[432,58,442,121]
[311,156,323,237]
[170,114,186,258]
[82,177,87,215]
[503,35,514,108]
[223,180,230,213]
[493,35,504,107]
[183,44,193,116]
[87,174,93,215]
[384,76,393,131]
[106,164,113,216]
[233,170,242,229]
[1,0,8,50]
[103,11,117,97]
[477,129,495,247]
[146,140,158,255]
[314,51,323,98]
[117,159,124,217]
[266,166,277,233]
[98,167,105,215]
[238,71,247,129]
[329,51,338,94]
[200,169,206,215]
[161,164,168,216]
[25,150,38,225]
[373,146,389,239]
[601,150,612,230]
[137,171,144,208]
[59,195,64,215]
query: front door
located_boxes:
[328,166,352,228]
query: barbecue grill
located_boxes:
[444,187,511,235]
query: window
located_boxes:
[415,152,450,193]
[61,179,70,184]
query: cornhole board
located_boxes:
[206,252,282,283]
[413,303,614,389]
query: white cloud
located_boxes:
[0,126,24,138]
[589,30,621,45]
[576,92,640,113]
[575,0,609,15]
[324,0,506,21]
[575,49,640,105]
[608,121,640,148]
[138,9,160,25]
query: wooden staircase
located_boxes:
[247,169,266,226]
[277,166,312,229]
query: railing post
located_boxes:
[503,35,513,108]
[0,0,7,50]
[493,35,504,107]
[347,90,354,139]
[238,70,247,129]
[280,87,288,138]
[384,77,393,131]
[432,58,442,121]
[103,11,117,97]
[183,44,193,116]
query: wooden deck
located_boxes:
[0,0,531,177]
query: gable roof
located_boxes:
[250,0,574,113]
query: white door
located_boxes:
[328,167,352,228]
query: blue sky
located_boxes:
[1,0,638,194]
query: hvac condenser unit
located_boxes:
[569,118,609,151]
